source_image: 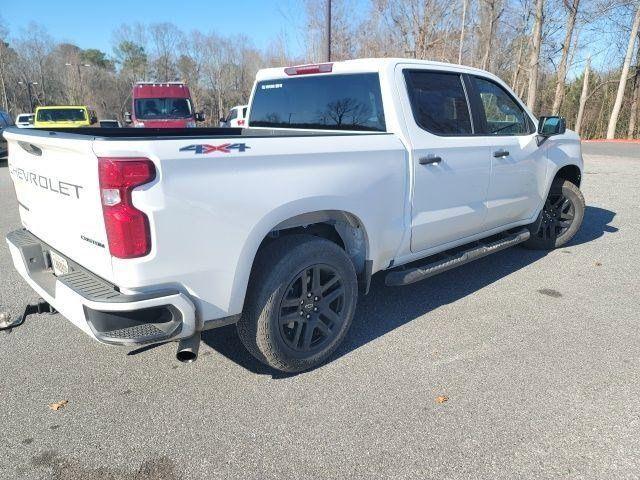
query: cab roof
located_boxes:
[256,57,499,82]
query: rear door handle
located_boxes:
[493,149,510,158]
[419,155,442,165]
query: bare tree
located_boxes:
[606,3,640,139]
[0,20,10,111]
[627,32,640,138]
[479,0,504,70]
[575,55,590,134]
[458,0,469,63]
[148,23,182,81]
[552,0,581,114]
[510,2,531,91]
[526,0,544,110]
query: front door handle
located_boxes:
[493,149,510,158]
[419,155,442,165]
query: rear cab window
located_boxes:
[249,73,386,132]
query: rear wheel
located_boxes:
[524,179,585,250]
[237,235,358,372]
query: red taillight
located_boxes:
[284,63,333,76]
[98,157,156,259]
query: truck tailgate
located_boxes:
[5,130,112,280]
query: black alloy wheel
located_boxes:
[278,264,346,354]
[535,189,576,243]
[524,178,585,250]
[237,234,358,372]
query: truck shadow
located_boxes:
[200,205,617,378]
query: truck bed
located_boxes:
[4,124,407,325]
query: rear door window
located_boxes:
[250,73,386,132]
[404,70,473,135]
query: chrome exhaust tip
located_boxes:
[176,334,200,363]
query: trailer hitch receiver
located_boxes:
[0,300,56,332]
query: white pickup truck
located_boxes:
[3,58,584,372]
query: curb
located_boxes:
[582,139,640,144]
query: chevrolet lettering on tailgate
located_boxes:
[9,167,83,199]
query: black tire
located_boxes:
[523,179,585,250]
[237,234,358,373]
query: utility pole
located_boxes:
[18,80,38,112]
[325,0,332,62]
[65,62,91,104]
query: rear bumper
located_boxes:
[6,229,197,346]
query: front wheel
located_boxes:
[237,235,358,373]
[524,179,585,250]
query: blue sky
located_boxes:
[1,0,303,55]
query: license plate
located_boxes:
[50,251,70,276]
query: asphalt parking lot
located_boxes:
[0,143,638,479]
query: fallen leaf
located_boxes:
[595,262,602,266]
[48,400,68,411]
[435,395,449,404]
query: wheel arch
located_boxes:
[554,164,582,187]
[229,204,372,315]
[262,209,371,285]
[536,162,583,217]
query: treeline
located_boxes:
[0,0,639,138]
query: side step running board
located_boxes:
[385,228,530,287]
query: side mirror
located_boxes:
[124,112,132,124]
[538,116,566,136]
[195,111,205,122]
[219,117,226,124]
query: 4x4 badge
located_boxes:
[180,143,250,154]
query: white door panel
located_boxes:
[484,135,546,229]
[396,65,492,253]
[410,142,491,250]
[469,75,547,230]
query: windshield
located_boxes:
[134,98,193,119]
[17,115,33,123]
[36,108,87,122]
[249,73,386,132]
